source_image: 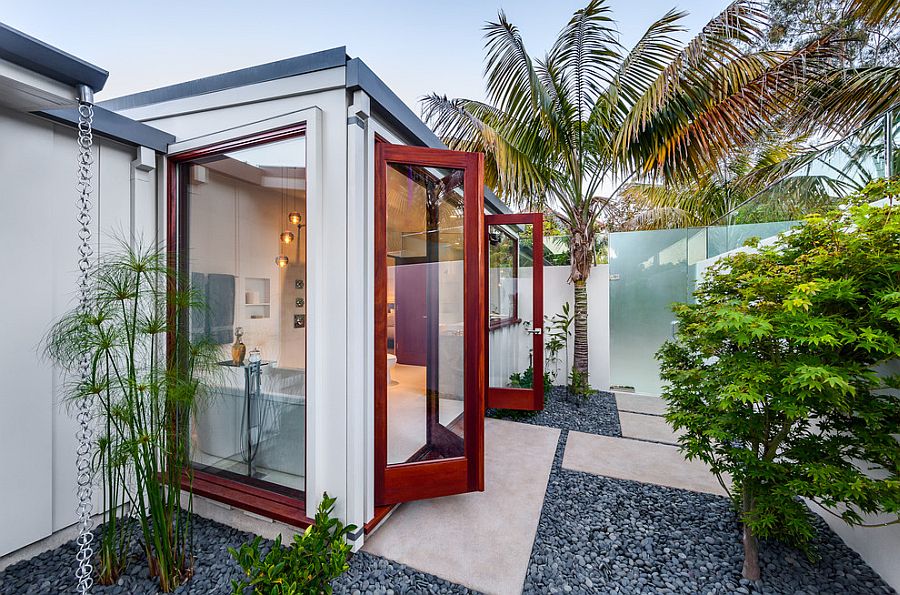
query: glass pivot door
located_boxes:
[485,213,544,411]
[375,143,486,506]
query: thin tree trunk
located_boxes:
[573,279,589,375]
[741,485,760,581]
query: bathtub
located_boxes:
[192,364,305,481]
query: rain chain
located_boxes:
[74,85,96,595]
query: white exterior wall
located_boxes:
[0,106,158,558]
[543,265,610,391]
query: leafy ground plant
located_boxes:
[230,493,356,595]
[658,180,900,581]
[45,239,217,591]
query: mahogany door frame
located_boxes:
[485,212,544,411]
[374,141,486,506]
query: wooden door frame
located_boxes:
[485,212,544,411]
[374,141,485,506]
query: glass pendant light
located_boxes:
[288,212,302,226]
[275,255,289,268]
[280,230,295,244]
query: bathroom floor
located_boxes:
[191,450,305,491]
[386,364,465,463]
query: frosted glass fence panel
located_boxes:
[706,221,798,258]
[609,228,701,395]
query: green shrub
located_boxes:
[229,493,356,595]
[567,367,595,401]
[658,181,900,581]
[508,365,553,394]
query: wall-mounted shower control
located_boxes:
[295,297,305,308]
[294,314,305,328]
[295,279,304,289]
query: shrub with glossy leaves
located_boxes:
[229,493,355,595]
[658,179,900,580]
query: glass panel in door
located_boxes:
[486,214,544,411]
[385,162,465,464]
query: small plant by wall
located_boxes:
[229,493,355,595]
[658,181,900,581]
[45,239,218,591]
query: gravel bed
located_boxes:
[333,550,478,594]
[523,430,896,595]
[0,515,253,594]
[488,386,621,437]
[0,514,474,595]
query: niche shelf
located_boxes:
[244,277,271,319]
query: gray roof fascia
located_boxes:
[346,58,509,214]
[99,47,348,112]
[0,22,108,91]
[39,105,175,152]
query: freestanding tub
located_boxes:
[192,365,305,483]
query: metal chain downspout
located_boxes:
[74,84,96,595]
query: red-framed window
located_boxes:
[167,122,311,528]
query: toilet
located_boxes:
[386,353,397,384]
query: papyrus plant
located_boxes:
[658,179,900,580]
[45,239,217,592]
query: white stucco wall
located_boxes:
[0,106,158,558]
[543,265,610,391]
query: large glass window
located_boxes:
[183,134,307,497]
[384,162,466,465]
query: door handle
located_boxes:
[526,328,542,335]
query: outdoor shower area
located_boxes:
[608,111,900,395]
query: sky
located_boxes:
[1,0,730,118]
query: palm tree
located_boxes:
[423,0,838,379]
[618,133,876,229]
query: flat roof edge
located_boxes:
[99,46,348,112]
[0,22,108,91]
[346,58,509,214]
[39,105,174,152]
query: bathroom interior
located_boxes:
[186,135,308,497]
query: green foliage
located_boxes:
[508,365,553,394]
[545,302,574,383]
[657,180,900,578]
[229,493,356,595]
[44,239,218,591]
[567,367,596,401]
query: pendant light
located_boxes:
[275,165,290,267]
[280,164,294,244]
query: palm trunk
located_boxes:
[569,224,593,377]
[573,279,589,375]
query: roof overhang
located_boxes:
[0,22,108,92]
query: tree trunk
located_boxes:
[573,279,589,375]
[742,523,760,581]
[741,486,760,581]
[568,223,593,377]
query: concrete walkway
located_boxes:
[562,431,729,496]
[365,393,729,594]
[363,418,560,595]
